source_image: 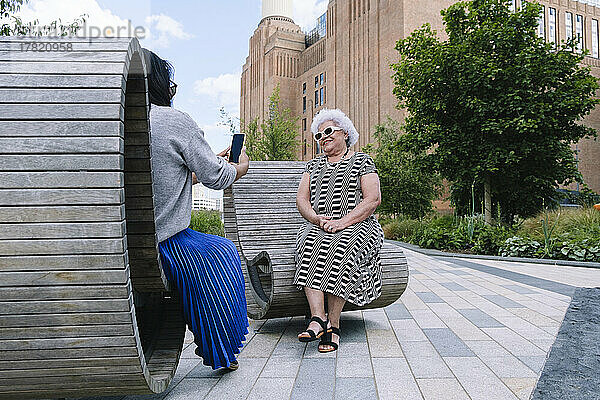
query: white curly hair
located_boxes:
[310,108,359,147]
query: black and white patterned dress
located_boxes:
[294,152,384,306]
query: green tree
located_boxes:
[2,0,85,36]
[364,119,441,219]
[392,0,599,224]
[241,117,263,161]
[241,84,299,161]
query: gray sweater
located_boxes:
[149,105,236,242]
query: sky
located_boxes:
[13,0,328,152]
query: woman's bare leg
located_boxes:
[320,293,345,351]
[298,287,327,339]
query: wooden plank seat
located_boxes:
[223,161,409,319]
[0,37,185,399]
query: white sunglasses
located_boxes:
[314,126,343,141]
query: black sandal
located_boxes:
[318,326,340,353]
[298,316,329,342]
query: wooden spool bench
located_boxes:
[0,37,185,399]
[224,161,409,320]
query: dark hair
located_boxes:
[142,48,174,107]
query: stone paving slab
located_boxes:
[68,247,600,400]
[532,287,600,400]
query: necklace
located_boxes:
[326,147,350,166]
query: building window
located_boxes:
[303,138,307,156]
[566,12,573,49]
[593,19,599,58]
[320,73,324,86]
[319,87,324,105]
[323,72,326,83]
[303,96,306,113]
[576,14,583,53]
[315,90,319,107]
[302,118,307,131]
[549,8,557,47]
[537,6,545,40]
[315,76,319,87]
[303,82,306,94]
[323,86,326,104]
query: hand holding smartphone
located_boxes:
[229,133,245,163]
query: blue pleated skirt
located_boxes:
[158,228,249,369]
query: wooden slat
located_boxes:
[0,120,123,137]
[0,172,123,188]
[0,74,124,89]
[0,205,125,223]
[0,154,123,171]
[0,189,124,206]
[123,184,152,197]
[0,324,134,340]
[0,104,123,120]
[0,286,129,301]
[0,238,126,256]
[0,61,125,75]
[0,372,145,388]
[0,137,123,154]
[0,355,140,370]
[0,222,126,240]
[0,364,141,379]
[0,298,132,315]
[125,145,150,158]
[124,172,152,185]
[0,88,123,103]
[0,254,127,271]
[124,105,148,120]
[0,346,139,362]
[0,270,128,286]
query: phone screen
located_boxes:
[229,134,245,163]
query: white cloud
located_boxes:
[143,14,194,48]
[293,0,328,31]
[193,73,241,111]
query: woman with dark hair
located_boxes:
[142,49,250,370]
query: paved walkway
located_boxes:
[84,246,600,400]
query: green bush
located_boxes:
[189,209,224,236]
[382,208,600,262]
[499,236,542,258]
[472,225,511,255]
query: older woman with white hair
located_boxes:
[294,108,384,353]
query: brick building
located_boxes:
[241,0,600,193]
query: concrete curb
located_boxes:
[386,240,600,269]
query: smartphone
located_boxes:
[229,133,245,163]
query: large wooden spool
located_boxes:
[224,161,409,320]
[0,37,185,399]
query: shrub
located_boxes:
[472,225,511,255]
[499,236,542,258]
[552,236,600,262]
[189,209,224,236]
